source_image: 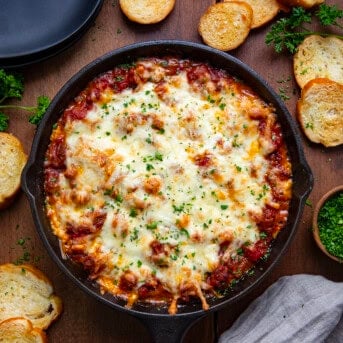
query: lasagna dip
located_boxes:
[44,57,292,313]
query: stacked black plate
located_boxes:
[0,0,103,69]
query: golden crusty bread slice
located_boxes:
[224,0,282,28]
[0,133,27,210]
[278,0,324,9]
[297,78,343,147]
[119,0,175,24]
[0,264,62,330]
[198,2,253,51]
[0,318,47,343]
[294,35,343,88]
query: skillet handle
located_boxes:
[21,161,38,200]
[293,162,314,200]
[139,314,204,343]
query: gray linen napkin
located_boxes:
[219,275,343,343]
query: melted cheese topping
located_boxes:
[45,58,292,312]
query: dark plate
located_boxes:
[0,0,103,69]
[22,41,313,342]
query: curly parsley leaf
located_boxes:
[28,96,51,125]
[0,69,50,126]
[0,69,24,104]
[288,7,312,28]
[0,112,9,131]
[0,95,51,126]
[316,4,343,27]
[266,5,343,54]
[265,11,311,54]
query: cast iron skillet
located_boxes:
[21,41,313,342]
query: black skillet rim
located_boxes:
[21,40,313,319]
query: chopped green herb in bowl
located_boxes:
[313,186,343,263]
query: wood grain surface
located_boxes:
[0,1,342,342]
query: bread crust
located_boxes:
[0,264,62,330]
[0,133,27,210]
[294,35,343,89]
[224,0,282,28]
[119,0,175,24]
[0,317,47,343]
[278,0,324,9]
[297,78,343,147]
[198,2,253,51]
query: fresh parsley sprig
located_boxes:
[266,4,343,54]
[0,113,9,131]
[0,69,24,103]
[316,3,343,28]
[0,69,50,131]
[0,96,51,125]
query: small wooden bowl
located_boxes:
[313,185,343,263]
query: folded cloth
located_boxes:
[219,275,343,343]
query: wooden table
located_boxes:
[1,1,342,341]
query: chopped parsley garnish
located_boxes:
[207,95,215,104]
[115,194,123,203]
[278,87,290,101]
[152,125,165,134]
[305,199,313,207]
[146,163,154,171]
[305,122,314,130]
[146,222,158,230]
[232,135,241,148]
[117,62,135,70]
[129,208,138,217]
[317,192,343,260]
[260,232,268,239]
[14,251,31,265]
[172,203,185,213]
[143,152,163,163]
[17,238,26,246]
[154,151,163,161]
[180,228,190,238]
[104,187,114,196]
[130,228,139,242]
[256,184,269,200]
[236,248,243,255]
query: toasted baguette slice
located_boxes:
[294,35,343,88]
[0,318,47,343]
[198,2,252,51]
[119,0,175,24]
[0,133,27,210]
[0,264,62,330]
[297,78,343,147]
[224,0,281,28]
[278,0,324,9]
